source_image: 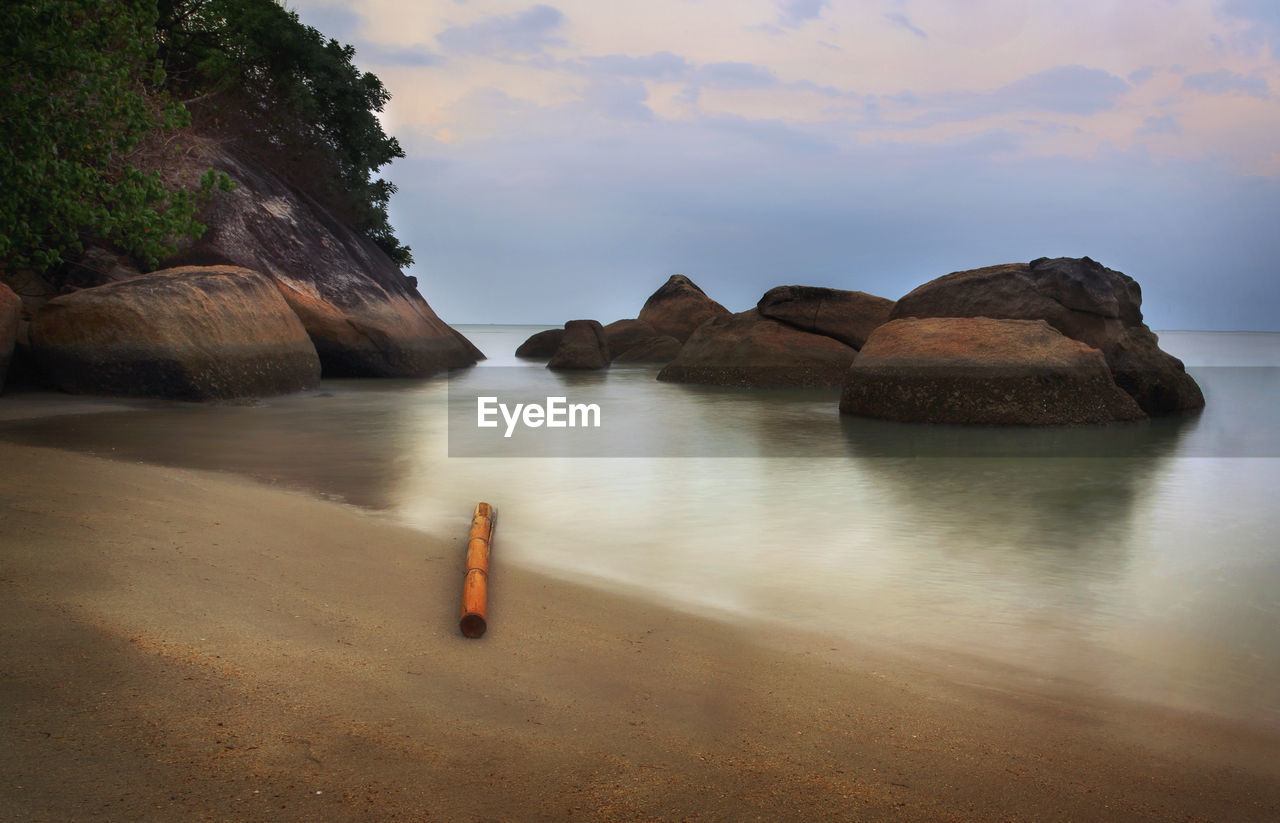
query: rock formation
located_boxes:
[29,266,321,400]
[602,319,659,357]
[547,320,610,371]
[163,140,481,377]
[612,335,683,364]
[757,285,894,349]
[0,283,19,393]
[515,328,565,359]
[637,275,730,343]
[658,309,856,387]
[839,317,1146,425]
[890,257,1202,415]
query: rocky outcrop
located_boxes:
[602,319,660,358]
[657,309,856,387]
[637,275,730,343]
[29,266,321,400]
[162,140,481,377]
[515,328,565,359]
[890,257,1202,415]
[0,283,19,393]
[839,317,1145,425]
[547,320,610,371]
[612,335,683,364]
[757,286,894,349]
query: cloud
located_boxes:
[1218,0,1280,57]
[360,43,446,67]
[694,61,779,90]
[1137,114,1181,136]
[897,65,1130,127]
[1182,69,1270,98]
[884,12,928,39]
[778,0,829,28]
[577,51,690,81]
[1128,66,1156,85]
[580,77,654,120]
[436,4,567,56]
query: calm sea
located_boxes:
[3,327,1278,726]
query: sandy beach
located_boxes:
[2,441,1278,822]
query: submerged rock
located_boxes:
[516,328,565,359]
[0,283,19,393]
[839,317,1145,425]
[658,309,856,387]
[637,275,730,343]
[757,285,894,349]
[547,320,610,371]
[29,265,321,400]
[891,257,1202,415]
[162,140,482,377]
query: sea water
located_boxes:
[3,327,1277,726]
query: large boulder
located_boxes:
[657,309,856,387]
[162,140,481,377]
[839,317,1145,425]
[602,318,660,359]
[0,283,19,393]
[547,320,610,371]
[29,266,321,400]
[891,257,1202,415]
[515,328,565,359]
[637,275,730,342]
[757,285,894,349]
[612,335,683,364]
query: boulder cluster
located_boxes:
[0,142,482,400]
[519,257,1203,425]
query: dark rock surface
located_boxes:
[162,140,481,377]
[515,328,565,359]
[890,257,1202,415]
[839,317,1146,425]
[29,266,321,400]
[637,275,730,343]
[612,335,683,364]
[757,285,894,349]
[547,320,610,371]
[0,283,19,393]
[657,309,856,387]
[602,319,660,359]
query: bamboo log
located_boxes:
[459,502,496,638]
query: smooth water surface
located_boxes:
[3,327,1278,725]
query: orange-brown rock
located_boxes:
[891,257,1202,415]
[29,266,321,400]
[612,335,683,364]
[602,318,660,359]
[0,283,19,393]
[637,275,730,343]
[757,285,893,349]
[657,309,856,387]
[839,317,1145,425]
[515,328,565,359]
[163,141,481,377]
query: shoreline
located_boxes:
[2,440,1279,821]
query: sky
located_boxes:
[288,0,1280,330]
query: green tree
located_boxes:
[156,0,413,265]
[0,0,215,272]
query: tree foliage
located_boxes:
[156,0,413,265]
[0,0,411,276]
[0,0,219,271]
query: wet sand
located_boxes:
[2,441,1278,821]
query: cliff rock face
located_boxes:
[29,266,321,400]
[164,141,481,377]
[0,283,19,393]
[757,286,894,349]
[839,317,1145,425]
[658,309,856,387]
[890,257,1201,415]
[637,275,730,343]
